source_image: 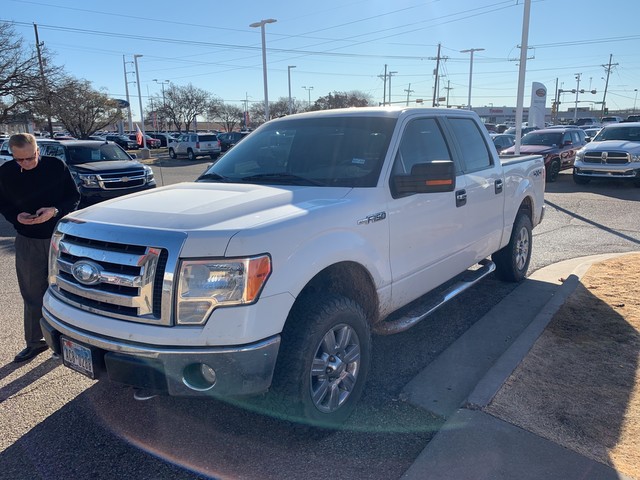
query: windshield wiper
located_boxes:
[197,172,231,182]
[240,173,326,186]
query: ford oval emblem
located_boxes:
[71,260,102,286]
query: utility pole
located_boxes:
[601,54,618,117]
[378,64,388,106]
[432,44,441,107]
[444,81,453,108]
[33,24,54,138]
[404,83,414,106]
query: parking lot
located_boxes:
[1,169,639,479]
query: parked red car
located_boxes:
[128,134,161,149]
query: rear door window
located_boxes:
[448,118,493,172]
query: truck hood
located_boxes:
[582,140,640,153]
[70,182,351,232]
[71,160,145,172]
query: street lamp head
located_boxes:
[134,54,143,59]
[250,18,277,28]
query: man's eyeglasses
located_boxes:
[13,154,38,163]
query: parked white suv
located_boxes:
[168,133,221,160]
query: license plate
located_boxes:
[62,337,95,379]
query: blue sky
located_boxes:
[4,0,640,119]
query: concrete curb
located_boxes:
[401,252,640,480]
[467,252,634,409]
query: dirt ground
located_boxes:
[486,254,640,479]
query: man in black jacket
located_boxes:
[0,133,80,363]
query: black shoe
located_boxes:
[13,343,49,363]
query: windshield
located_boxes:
[593,126,640,142]
[521,132,563,146]
[198,116,396,187]
[65,143,132,164]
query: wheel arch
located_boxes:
[292,261,380,326]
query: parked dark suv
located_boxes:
[502,127,587,182]
[36,139,156,207]
[218,131,249,152]
[105,134,138,150]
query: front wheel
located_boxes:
[493,212,532,282]
[546,159,561,182]
[168,148,177,159]
[271,293,371,427]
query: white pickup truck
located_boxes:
[42,107,545,426]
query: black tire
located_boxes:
[493,212,532,282]
[168,148,176,159]
[210,153,219,160]
[546,159,561,182]
[573,173,591,185]
[270,293,371,427]
[187,149,195,161]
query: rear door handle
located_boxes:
[455,189,467,207]
[495,179,503,194]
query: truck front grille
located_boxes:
[97,168,147,190]
[52,233,170,325]
[583,151,630,165]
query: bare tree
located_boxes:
[163,83,211,132]
[210,103,243,132]
[49,77,122,138]
[311,90,372,111]
[0,23,61,125]
[269,97,305,118]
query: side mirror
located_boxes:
[129,153,137,159]
[392,160,456,197]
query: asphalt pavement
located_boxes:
[400,253,638,480]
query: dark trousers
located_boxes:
[15,234,51,347]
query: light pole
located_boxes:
[302,86,314,108]
[460,47,484,110]
[634,89,638,112]
[388,71,398,105]
[573,73,581,123]
[287,65,296,115]
[122,55,135,132]
[133,54,148,155]
[153,79,170,131]
[250,18,277,123]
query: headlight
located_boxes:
[176,255,271,325]
[575,150,585,162]
[72,172,100,187]
[144,165,154,181]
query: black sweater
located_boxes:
[0,155,80,239]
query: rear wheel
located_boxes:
[168,148,176,159]
[270,293,371,427]
[493,212,532,282]
[546,159,561,182]
[187,149,195,161]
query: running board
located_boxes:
[373,259,496,335]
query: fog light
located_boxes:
[201,364,217,384]
[182,363,217,391]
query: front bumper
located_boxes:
[41,309,280,397]
[573,163,640,179]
